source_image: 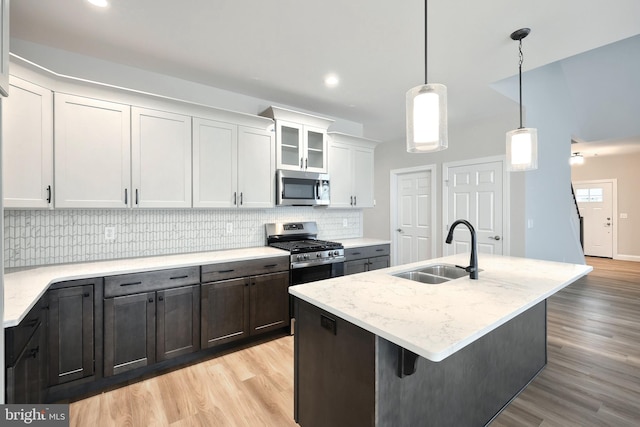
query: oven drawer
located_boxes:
[345,244,390,261]
[201,256,289,283]
[104,266,200,298]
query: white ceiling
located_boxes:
[9,0,640,143]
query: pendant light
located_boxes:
[406,0,447,153]
[570,152,584,165]
[506,28,538,171]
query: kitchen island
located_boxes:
[290,253,592,427]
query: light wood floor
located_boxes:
[71,257,640,426]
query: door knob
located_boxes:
[488,235,501,240]
[396,228,403,233]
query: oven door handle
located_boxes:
[291,256,345,269]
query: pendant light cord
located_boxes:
[518,39,524,129]
[424,0,428,85]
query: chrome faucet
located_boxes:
[445,219,479,280]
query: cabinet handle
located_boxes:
[135,189,139,206]
[170,275,189,280]
[218,269,235,273]
[120,281,143,287]
[240,192,243,205]
[305,158,308,169]
[124,188,128,205]
[83,292,90,297]
[148,298,154,303]
[46,185,52,204]
[233,191,237,206]
[29,346,40,359]
[376,248,385,252]
[350,196,353,206]
[263,264,278,268]
[354,196,357,206]
[352,252,361,256]
[300,157,304,169]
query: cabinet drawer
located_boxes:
[201,256,289,283]
[345,244,390,261]
[104,266,199,298]
[5,296,48,367]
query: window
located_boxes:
[575,188,603,203]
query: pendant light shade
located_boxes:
[406,0,448,153]
[406,83,448,152]
[506,28,537,172]
[570,152,584,165]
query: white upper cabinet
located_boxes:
[192,117,238,208]
[237,126,275,208]
[328,132,379,209]
[2,76,53,208]
[193,117,275,209]
[54,93,131,208]
[131,107,192,208]
[261,106,333,173]
[0,0,9,97]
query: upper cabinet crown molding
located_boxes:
[327,132,380,148]
[260,105,334,129]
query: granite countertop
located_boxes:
[4,247,288,328]
[337,238,390,249]
[289,253,592,362]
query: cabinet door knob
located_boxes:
[148,298,154,303]
[158,295,164,301]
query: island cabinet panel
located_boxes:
[294,299,375,427]
[48,284,95,386]
[376,301,547,427]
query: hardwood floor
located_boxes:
[70,257,640,426]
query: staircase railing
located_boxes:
[571,184,584,249]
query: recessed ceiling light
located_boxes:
[324,74,339,88]
[87,0,109,8]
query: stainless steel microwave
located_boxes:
[276,169,330,206]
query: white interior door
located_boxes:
[444,160,504,256]
[574,181,613,258]
[393,168,434,265]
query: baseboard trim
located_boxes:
[614,254,640,262]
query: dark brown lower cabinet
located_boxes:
[48,283,95,386]
[104,284,200,377]
[344,244,390,276]
[5,323,46,404]
[202,271,290,349]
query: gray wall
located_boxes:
[571,152,640,259]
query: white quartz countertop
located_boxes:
[337,238,391,249]
[289,253,592,362]
[4,247,288,328]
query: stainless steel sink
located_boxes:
[392,264,478,284]
[415,264,469,280]
[392,271,451,284]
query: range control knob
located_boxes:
[316,253,322,258]
[333,251,340,256]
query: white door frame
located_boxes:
[389,164,437,266]
[573,179,618,260]
[442,155,510,256]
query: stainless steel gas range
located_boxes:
[265,221,345,285]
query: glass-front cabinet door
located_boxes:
[305,126,327,172]
[276,120,303,170]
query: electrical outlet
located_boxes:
[343,218,348,228]
[104,226,116,241]
[226,222,233,234]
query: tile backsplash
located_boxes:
[4,208,362,268]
